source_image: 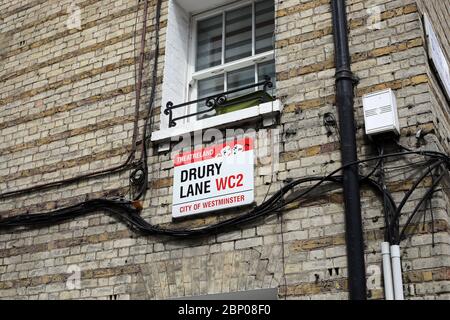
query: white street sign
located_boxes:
[172,138,255,218]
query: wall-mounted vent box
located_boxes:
[362,88,400,136]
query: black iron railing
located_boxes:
[164,76,274,128]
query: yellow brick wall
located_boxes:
[0,0,449,300]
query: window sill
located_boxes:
[151,99,281,143]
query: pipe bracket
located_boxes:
[335,68,359,85]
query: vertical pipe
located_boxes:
[390,245,405,300]
[381,242,394,300]
[331,0,367,300]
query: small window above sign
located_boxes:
[154,0,279,143]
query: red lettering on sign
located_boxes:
[174,137,254,167]
[215,174,244,190]
[236,174,243,187]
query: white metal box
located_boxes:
[362,88,400,136]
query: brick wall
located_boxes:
[0,0,449,300]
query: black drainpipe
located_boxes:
[331,0,367,300]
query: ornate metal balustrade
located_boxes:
[164,76,274,128]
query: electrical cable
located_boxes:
[275,150,449,212]
[360,142,383,182]
[381,163,430,182]
[138,0,162,162]
[2,149,449,236]
[373,142,448,245]
[389,159,443,243]
[131,0,150,155]
[0,174,393,237]
[398,170,445,244]
[0,159,134,200]
[423,162,435,247]
[279,210,287,300]
[0,185,435,240]
[383,158,433,172]
[378,144,392,243]
[130,0,162,201]
[428,162,437,247]
[5,147,445,237]
[0,0,158,201]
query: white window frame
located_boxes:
[187,0,275,116]
[152,0,280,144]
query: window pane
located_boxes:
[196,15,222,71]
[225,5,252,63]
[227,65,256,98]
[258,60,276,92]
[197,74,224,119]
[255,0,274,54]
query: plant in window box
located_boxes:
[165,76,275,127]
[207,75,275,116]
[215,89,275,115]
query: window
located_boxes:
[190,0,276,120]
[153,0,279,143]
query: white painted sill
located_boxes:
[151,99,281,143]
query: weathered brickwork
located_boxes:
[0,0,449,300]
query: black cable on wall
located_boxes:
[1,149,448,240]
[0,0,162,201]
